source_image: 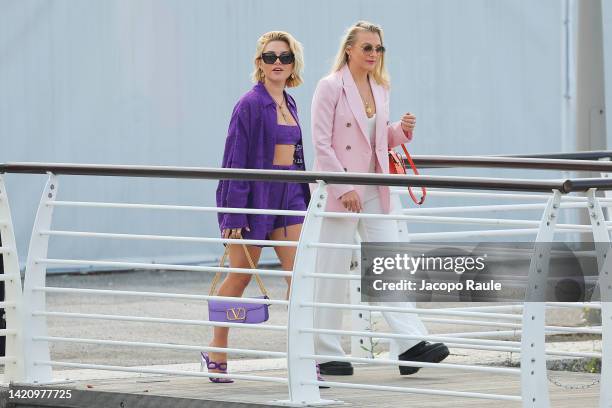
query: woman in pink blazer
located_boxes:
[311,21,449,377]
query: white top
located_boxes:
[367,115,376,147]
[363,114,379,201]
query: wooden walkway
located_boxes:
[2,364,600,408]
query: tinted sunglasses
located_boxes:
[361,44,386,55]
[261,52,295,64]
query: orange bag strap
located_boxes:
[400,144,426,205]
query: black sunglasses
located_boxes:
[261,52,295,65]
[361,44,386,55]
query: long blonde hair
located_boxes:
[331,21,390,88]
[251,31,304,88]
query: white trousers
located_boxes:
[313,194,428,363]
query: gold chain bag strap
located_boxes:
[208,244,270,324]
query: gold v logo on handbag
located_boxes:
[207,242,271,324]
[226,307,247,321]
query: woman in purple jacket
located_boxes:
[204,31,311,383]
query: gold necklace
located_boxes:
[364,100,374,117]
[358,84,375,117]
[274,95,291,124]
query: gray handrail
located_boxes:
[0,162,570,192]
[410,155,612,171]
[2,161,612,192]
[503,150,612,161]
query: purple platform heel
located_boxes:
[200,352,234,383]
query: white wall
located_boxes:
[603,0,612,149]
[0,0,567,269]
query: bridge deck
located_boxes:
[2,363,600,408]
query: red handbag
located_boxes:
[388,144,426,205]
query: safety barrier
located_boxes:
[292,186,609,407]
[0,157,610,408]
[0,174,25,382]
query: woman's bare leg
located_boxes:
[269,223,303,299]
[207,244,262,372]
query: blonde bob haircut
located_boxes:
[252,31,304,88]
[331,21,390,88]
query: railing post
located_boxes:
[350,263,371,359]
[584,189,611,408]
[391,192,411,241]
[0,174,26,382]
[598,258,612,408]
[278,181,336,406]
[21,174,57,383]
[521,189,559,408]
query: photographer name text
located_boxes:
[372,279,502,292]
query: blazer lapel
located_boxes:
[341,65,370,146]
[369,75,386,149]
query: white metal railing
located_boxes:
[291,184,510,404]
[349,187,608,355]
[13,173,297,387]
[0,161,609,408]
[301,185,609,407]
[0,174,25,382]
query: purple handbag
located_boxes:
[208,296,269,323]
[208,244,270,324]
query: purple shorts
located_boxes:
[241,164,307,247]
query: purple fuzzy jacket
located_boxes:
[215,82,311,231]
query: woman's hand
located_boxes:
[340,191,362,213]
[400,112,417,133]
[222,227,250,239]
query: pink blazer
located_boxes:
[311,64,413,213]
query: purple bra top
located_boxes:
[274,124,303,166]
[275,123,301,145]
